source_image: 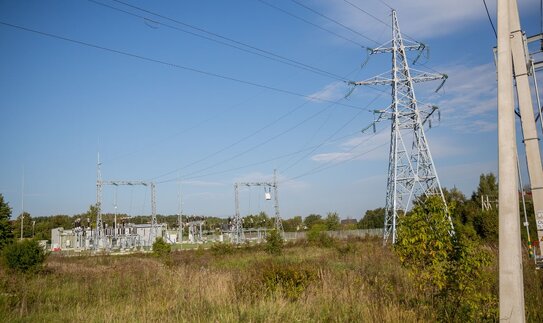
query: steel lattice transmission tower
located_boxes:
[350,10,453,243]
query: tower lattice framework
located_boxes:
[350,10,453,243]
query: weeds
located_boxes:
[0,238,540,322]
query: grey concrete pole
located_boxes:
[497,0,526,321]
[509,0,543,256]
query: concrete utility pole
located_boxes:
[497,0,525,321]
[508,0,543,257]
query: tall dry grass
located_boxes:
[0,238,541,322]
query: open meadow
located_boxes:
[1,237,542,322]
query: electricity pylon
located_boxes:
[349,10,453,243]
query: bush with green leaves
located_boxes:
[306,223,335,247]
[395,195,497,322]
[265,229,283,255]
[0,194,14,250]
[235,259,317,301]
[152,237,171,256]
[210,242,235,256]
[2,239,47,273]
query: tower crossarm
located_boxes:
[237,182,275,187]
[369,40,425,55]
[349,70,447,87]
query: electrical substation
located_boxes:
[47,5,543,278]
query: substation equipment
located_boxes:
[232,170,283,243]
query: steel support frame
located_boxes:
[233,170,282,243]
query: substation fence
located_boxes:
[282,228,383,241]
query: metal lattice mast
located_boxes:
[233,183,245,243]
[350,10,453,243]
[96,153,103,249]
[150,182,157,244]
[273,170,283,233]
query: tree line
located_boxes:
[1,172,537,246]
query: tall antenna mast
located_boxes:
[177,180,183,244]
[20,166,24,240]
[273,169,283,233]
[96,152,103,248]
[350,10,452,243]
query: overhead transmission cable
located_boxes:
[482,0,497,38]
[289,0,381,46]
[0,21,365,110]
[342,0,390,27]
[375,0,394,10]
[157,129,363,183]
[90,0,348,81]
[149,65,365,182]
[280,93,383,172]
[283,127,388,183]
[159,96,349,182]
[255,0,366,48]
[334,0,442,75]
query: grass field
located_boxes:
[0,237,542,322]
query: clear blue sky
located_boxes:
[0,0,541,220]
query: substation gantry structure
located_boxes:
[95,157,157,249]
[349,10,453,244]
[233,170,283,243]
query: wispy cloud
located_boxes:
[317,0,537,41]
[306,81,347,102]
[433,62,497,133]
[311,130,389,162]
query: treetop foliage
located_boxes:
[0,194,14,250]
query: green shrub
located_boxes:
[2,239,47,273]
[152,237,171,256]
[307,224,335,247]
[235,260,317,301]
[335,242,356,256]
[210,242,234,256]
[265,229,283,255]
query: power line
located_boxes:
[289,0,381,46]
[376,0,394,10]
[482,0,497,38]
[158,96,348,182]
[90,0,347,81]
[280,93,383,172]
[256,0,366,48]
[149,65,371,182]
[0,20,365,110]
[283,128,387,182]
[157,130,362,183]
[150,98,313,181]
[342,0,390,27]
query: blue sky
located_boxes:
[0,0,541,220]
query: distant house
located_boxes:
[341,218,357,226]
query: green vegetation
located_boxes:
[264,229,283,255]
[0,194,14,249]
[2,239,47,273]
[152,237,171,256]
[358,207,385,229]
[396,196,496,321]
[1,173,542,321]
[0,237,541,322]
